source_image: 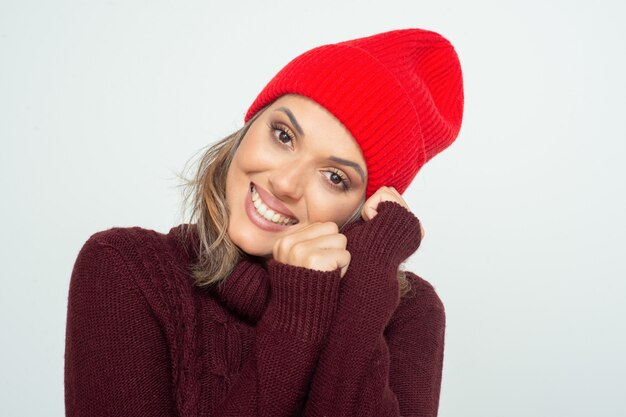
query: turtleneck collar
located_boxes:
[207,255,270,323]
[169,223,271,323]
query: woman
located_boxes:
[64,28,464,416]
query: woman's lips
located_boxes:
[251,182,298,221]
[245,184,295,232]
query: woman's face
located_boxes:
[225,94,368,258]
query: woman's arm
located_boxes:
[65,238,177,417]
[212,261,342,417]
[386,275,446,416]
[303,201,445,416]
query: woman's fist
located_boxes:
[361,186,424,239]
[272,222,351,277]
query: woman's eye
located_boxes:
[323,170,351,192]
[276,130,291,144]
[268,121,295,146]
[329,172,343,184]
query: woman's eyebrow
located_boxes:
[275,106,366,183]
[329,156,366,183]
[275,107,305,136]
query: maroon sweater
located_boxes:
[64,201,446,416]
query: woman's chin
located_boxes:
[238,248,273,266]
[232,239,273,260]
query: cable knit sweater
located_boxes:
[64,201,446,416]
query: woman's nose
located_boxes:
[267,160,306,201]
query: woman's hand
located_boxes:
[272,222,351,277]
[361,186,424,239]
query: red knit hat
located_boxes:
[244,28,464,198]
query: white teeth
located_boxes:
[251,185,297,225]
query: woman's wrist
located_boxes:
[343,200,423,267]
[263,260,342,343]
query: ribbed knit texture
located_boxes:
[65,201,446,416]
[245,28,464,198]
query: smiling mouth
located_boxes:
[250,184,299,226]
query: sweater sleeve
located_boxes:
[212,260,343,417]
[303,201,445,417]
[65,237,177,417]
[386,273,446,416]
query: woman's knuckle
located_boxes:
[307,251,321,264]
[291,241,306,258]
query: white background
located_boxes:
[1,0,625,416]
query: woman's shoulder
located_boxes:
[83,224,177,249]
[79,223,196,263]
[403,270,439,294]
[72,223,197,297]
[73,226,167,287]
[70,224,200,325]
[390,271,445,323]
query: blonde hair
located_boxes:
[175,108,411,296]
